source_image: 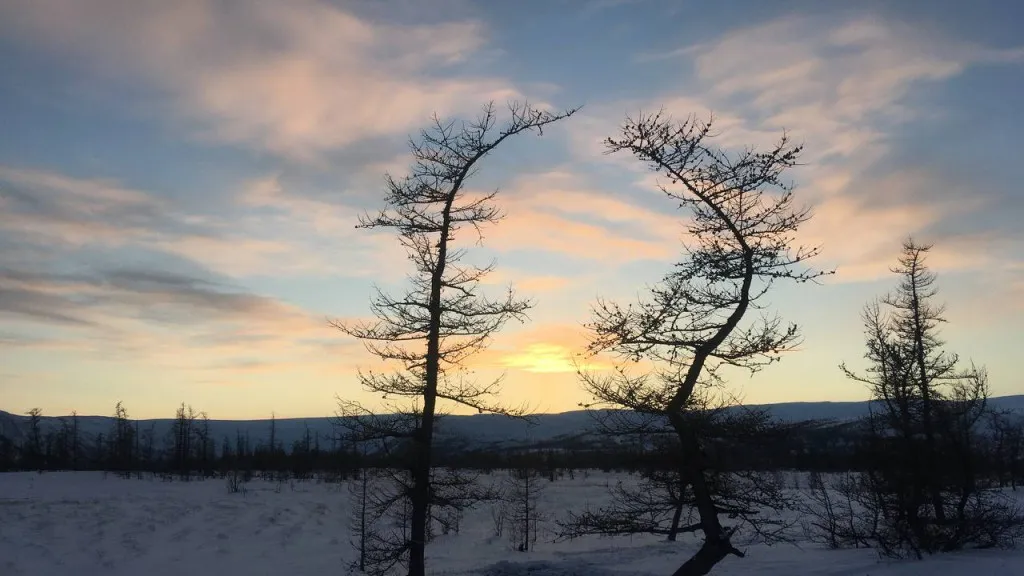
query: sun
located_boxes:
[499,343,605,374]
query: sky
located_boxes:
[0,0,1022,420]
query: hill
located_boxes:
[3,395,1022,452]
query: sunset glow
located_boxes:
[0,0,1021,419]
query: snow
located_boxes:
[1,471,1023,576]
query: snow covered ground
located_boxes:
[1,471,1023,576]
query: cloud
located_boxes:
[579,0,657,17]
[486,170,682,263]
[797,169,1000,282]
[0,286,97,327]
[0,166,177,248]
[0,265,306,330]
[157,176,406,279]
[0,261,370,384]
[0,166,405,280]
[480,269,574,294]
[589,14,1024,283]
[0,166,373,379]
[0,0,525,161]
[518,275,573,293]
[687,16,1018,155]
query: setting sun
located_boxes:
[500,343,584,373]
[497,343,612,375]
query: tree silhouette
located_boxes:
[333,100,578,576]
[581,111,828,576]
[840,239,1022,556]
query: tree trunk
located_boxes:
[407,197,453,576]
[667,413,740,576]
[668,474,686,542]
[909,269,946,524]
[670,539,738,576]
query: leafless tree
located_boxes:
[579,111,828,576]
[70,410,79,471]
[171,403,197,480]
[560,395,793,546]
[349,458,374,573]
[194,411,212,478]
[840,240,1023,557]
[140,422,155,477]
[503,455,546,552]
[269,411,277,453]
[134,419,143,479]
[988,411,1024,490]
[800,471,876,550]
[110,401,134,478]
[24,407,43,470]
[333,100,578,576]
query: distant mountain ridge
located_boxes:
[3,395,1023,451]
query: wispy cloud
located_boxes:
[0,0,524,161]
[599,14,1024,282]
[0,166,179,248]
[0,265,308,332]
[0,165,373,384]
[160,176,406,279]
[0,166,403,280]
[688,16,1023,162]
[487,170,682,263]
[0,261,367,384]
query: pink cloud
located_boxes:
[574,14,1024,285]
[0,0,526,160]
[484,170,682,263]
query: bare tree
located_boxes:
[505,459,545,552]
[580,112,827,576]
[840,240,1023,557]
[53,417,72,470]
[141,422,155,477]
[70,410,79,471]
[134,419,143,479]
[800,471,877,550]
[989,411,1024,490]
[110,401,134,478]
[333,100,578,576]
[349,450,373,573]
[171,403,197,480]
[25,408,43,471]
[560,396,793,545]
[269,411,277,453]
[194,411,212,478]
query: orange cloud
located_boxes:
[480,269,573,294]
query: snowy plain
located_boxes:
[2,471,1023,576]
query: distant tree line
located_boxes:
[0,402,362,480]
[2,401,1020,489]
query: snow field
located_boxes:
[1,471,1023,575]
